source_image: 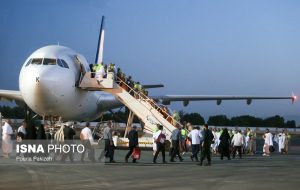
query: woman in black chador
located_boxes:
[219,128,231,160]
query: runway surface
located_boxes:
[0,150,299,190]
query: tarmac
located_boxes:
[0,149,300,190]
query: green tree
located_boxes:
[231,115,263,127]
[263,115,285,128]
[182,112,205,125]
[207,115,230,126]
[285,120,296,128]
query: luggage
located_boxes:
[132,147,141,160]
[269,145,275,153]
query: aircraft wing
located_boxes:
[143,84,164,89]
[152,95,296,106]
[0,90,23,102]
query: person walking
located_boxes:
[170,124,183,162]
[17,121,27,137]
[188,126,202,162]
[219,128,231,160]
[102,121,116,163]
[153,125,167,164]
[277,130,286,154]
[2,119,13,159]
[80,122,95,162]
[125,125,139,163]
[61,123,76,162]
[231,130,244,159]
[263,129,273,156]
[199,124,214,166]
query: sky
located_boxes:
[0,0,299,122]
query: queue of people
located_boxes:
[0,118,294,164]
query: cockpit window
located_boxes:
[25,59,32,67]
[28,58,69,68]
[43,58,56,65]
[57,59,64,67]
[58,59,69,69]
[31,58,43,65]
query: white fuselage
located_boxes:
[19,45,121,121]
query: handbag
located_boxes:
[132,147,141,160]
[269,145,275,153]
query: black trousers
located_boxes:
[125,146,137,162]
[232,146,242,158]
[81,140,95,162]
[153,142,165,162]
[104,139,115,161]
[200,145,211,163]
[171,140,182,161]
[220,144,230,160]
[191,144,200,161]
[61,142,74,162]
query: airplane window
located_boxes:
[43,58,57,65]
[31,58,43,65]
[57,59,64,68]
[60,59,69,68]
[25,59,32,67]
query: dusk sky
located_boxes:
[0,0,299,121]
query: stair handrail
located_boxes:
[116,76,183,129]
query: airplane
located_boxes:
[0,16,297,122]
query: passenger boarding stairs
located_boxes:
[79,72,182,139]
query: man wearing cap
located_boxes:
[125,125,139,163]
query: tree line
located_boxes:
[0,106,297,128]
[179,112,297,128]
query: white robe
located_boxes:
[264,132,273,146]
[245,135,249,149]
[211,131,219,151]
[263,132,273,154]
[278,133,286,152]
[2,122,13,155]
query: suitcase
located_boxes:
[132,147,141,160]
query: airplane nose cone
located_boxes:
[20,66,67,115]
[33,68,61,114]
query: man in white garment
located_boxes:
[263,129,273,156]
[153,125,167,164]
[211,128,218,154]
[2,119,13,158]
[17,121,27,136]
[80,122,95,162]
[278,130,286,154]
[215,128,221,152]
[231,130,244,159]
[188,126,202,162]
